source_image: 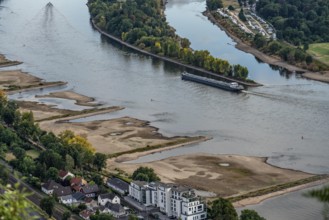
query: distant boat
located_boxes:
[181,72,244,92]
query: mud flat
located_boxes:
[302,71,329,83]
[0,54,22,67]
[36,91,101,107]
[0,69,66,93]
[108,153,323,201]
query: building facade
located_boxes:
[128,181,206,219]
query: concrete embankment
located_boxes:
[90,19,261,87]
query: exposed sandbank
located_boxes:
[36,91,101,107]
[0,69,66,93]
[108,153,315,199]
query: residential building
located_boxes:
[81,184,99,198]
[106,178,129,195]
[58,170,75,181]
[100,202,126,218]
[70,177,87,192]
[41,180,62,195]
[98,193,120,206]
[128,181,207,219]
[79,210,93,220]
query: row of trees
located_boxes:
[256,0,329,45]
[0,91,107,188]
[88,0,249,80]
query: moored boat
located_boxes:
[181,72,244,92]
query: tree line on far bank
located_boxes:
[88,0,249,80]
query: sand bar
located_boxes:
[302,71,329,83]
[109,154,314,198]
[36,91,101,107]
[0,54,22,67]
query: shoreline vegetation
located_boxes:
[87,0,261,87]
[203,10,329,84]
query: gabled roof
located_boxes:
[58,170,69,178]
[99,193,117,200]
[79,210,92,219]
[82,184,99,194]
[105,202,125,213]
[54,186,72,197]
[72,192,86,201]
[107,178,129,191]
[41,180,61,191]
[60,194,73,201]
[70,177,86,186]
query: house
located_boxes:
[41,180,62,195]
[70,177,87,192]
[58,170,75,181]
[107,178,129,195]
[98,193,120,206]
[100,202,126,218]
[59,192,85,206]
[128,181,207,219]
[79,210,93,220]
[81,184,99,198]
[54,186,72,197]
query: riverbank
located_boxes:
[108,153,321,201]
[0,54,22,67]
[0,69,67,93]
[90,19,261,87]
[302,71,329,83]
[203,11,329,84]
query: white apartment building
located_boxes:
[128,181,206,219]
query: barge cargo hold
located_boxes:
[181,72,244,92]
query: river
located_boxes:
[0,0,328,219]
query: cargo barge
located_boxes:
[181,72,244,92]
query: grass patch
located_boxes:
[227,175,328,203]
[108,136,205,158]
[308,43,329,66]
[222,0,240,9]
[26,149,40,159]
[5,152,16,161]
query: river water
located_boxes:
[0,0,328,219]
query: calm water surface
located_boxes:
[0,0,328,219]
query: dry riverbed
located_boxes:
[109,153,321,202]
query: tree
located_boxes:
[91,173,104,186]
[0,164,9,185]
[40,196,55,217]
[62,211,71,220]
[240,209,266,220]
[208,198,238,220]
[0,183,34,220]
[90,213,115,220]
[132,166,160,182]
[238,8,247,22]
[12,147,26,160]
[93,153,107,171]
[45,167,59,181]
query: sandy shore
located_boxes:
[39,115,199,155]
[108,153,314,198]
[233,178,329,208]
[302,71,329,83]
[0,54,22,67]
[36,91,101,107]
[204,11,329,83]
[0,69,66,93]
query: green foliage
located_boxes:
[0,183,35,220]
[132,166,160,182]
[208,198,238,220]
[94,152,107,171]
[228,5,235,11]
[45,167,59,181]
[206,0,223,10]
[40,196,55,217]
[62,211,71,220]
[305,185,329,203]
[87,0,249,80]
[238,9,247,22]
[0,164,9,185]
[256,0,329,45]
[240,209,266,220]
[90,213,115,220]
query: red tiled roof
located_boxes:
[58,170,69,178]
